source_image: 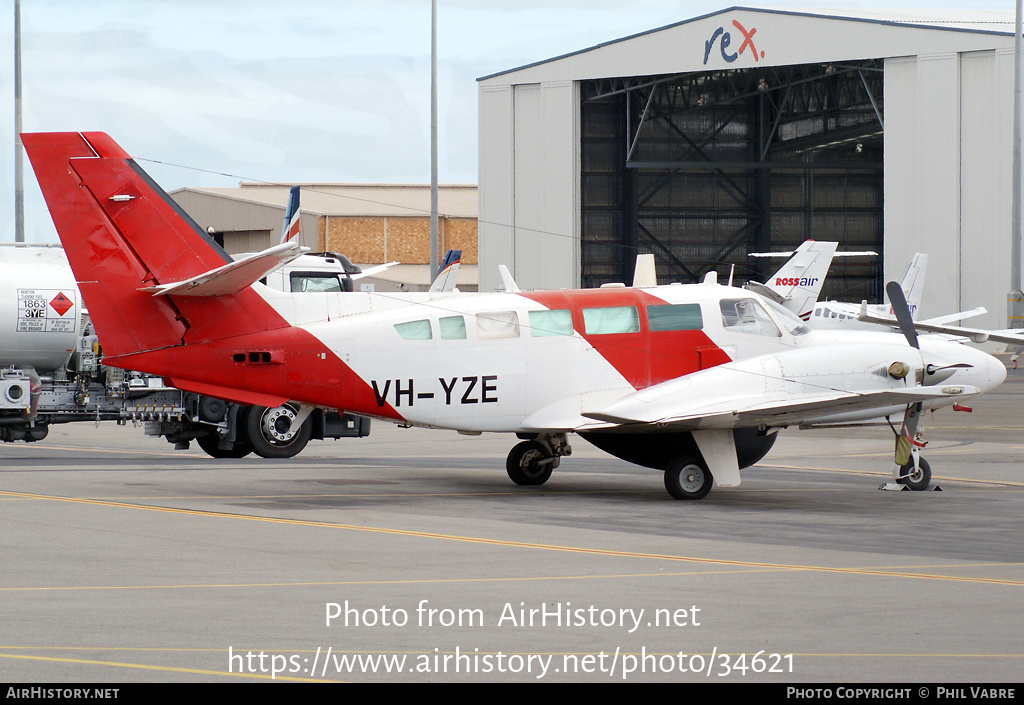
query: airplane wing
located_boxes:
[583,385,978,429]
[141,242,308,297]
[857,304,1024,346]
[919,307,987,326]
[580,343,982,430]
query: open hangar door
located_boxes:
[580,59,885,302]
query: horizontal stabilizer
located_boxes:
[352,261,400,281]
[141,242,308,297]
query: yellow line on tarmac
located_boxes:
[2,561,1021,594]
[0,444,187,459]
[2,490,1022,587]
[0,651,333,682]
[0,568,797,593]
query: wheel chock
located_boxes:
[878,482,943,492]
[879,482,909,491]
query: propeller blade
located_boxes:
[886,281,919,350]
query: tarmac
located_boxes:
[1,363,1022,683]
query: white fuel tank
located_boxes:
[0,244,82,372]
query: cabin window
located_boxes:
[290,272,344,293]
[394,319,432,340]
[647,304,703,331]
[439,316,467,340]
[476,311,520,339]
[582,306,640,335]
[719,299,781,337]
[528,309,574,337]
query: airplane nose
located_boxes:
[921,339,1007,393]
[947,345,1006,392]
[981,349,1008,391]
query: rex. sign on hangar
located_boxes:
[478,7,1018,330]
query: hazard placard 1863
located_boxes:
[17,289,76,333]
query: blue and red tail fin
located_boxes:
[280,185,301,244]
[429,249,461,292]
[21,132,287,362]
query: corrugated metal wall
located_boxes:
[885,50,1014,327]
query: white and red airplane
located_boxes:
[22,132,1007,499]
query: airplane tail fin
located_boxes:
[429,249,462,292]
[280,185,301,244]
[753,240,837,320]
[897,253,928,321]
[21,132,285,363]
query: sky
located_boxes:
[0,0,1015,242]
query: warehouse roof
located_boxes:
[172,183,478,219]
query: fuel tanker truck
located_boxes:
[0,243,368,457]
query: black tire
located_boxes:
[26,424,48,442]
[664,457,713,500]
[506,440,554,486]
[196,432,253,458]
[246,403,313,459]
[897,457,931,491]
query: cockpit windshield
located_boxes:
[719,299,782,337]
[760,297,812,337]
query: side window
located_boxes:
[528,309,574,337]
[476,311,520,339]
[647,304,703,331]
[582,306,640,335]
[394,319,432,340]
[439,316,467,340]
[290,272,343,293]
[719,299,781,337]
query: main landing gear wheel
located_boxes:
[506,440,555,486]
[246,403,313,459]
[664,458,713,500]
[897,457,931,491]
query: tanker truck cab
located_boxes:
[259,252,363,293]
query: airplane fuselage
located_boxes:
[107,280,1003,439]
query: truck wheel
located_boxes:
[196,433,252,459]
[26,424,48,442]
[246,403,312,458]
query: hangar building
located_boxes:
[477,7,1019,327]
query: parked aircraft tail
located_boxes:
[895,253,928,321]
[429,249,461,292]
[746,241,837,319]
[280,185,302,244]
[21,132,304,408]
